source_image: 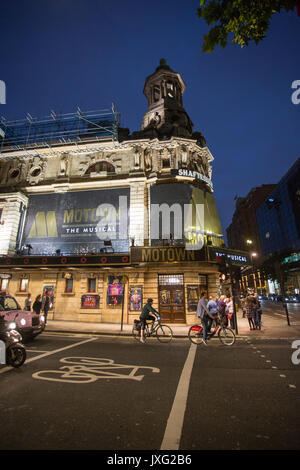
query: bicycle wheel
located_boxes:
[188,324,203,345]
[218,327,236,346]
[156,324,173,343]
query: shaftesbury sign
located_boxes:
[171,169,213,190]
[131,246,206,263]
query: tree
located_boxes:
[197,0,299,52]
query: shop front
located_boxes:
[0,245,221,325]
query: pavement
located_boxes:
[45,307,300,339]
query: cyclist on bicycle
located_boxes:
[196,292,218,345]
[139,298,159,343]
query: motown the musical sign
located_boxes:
[208,246,251,266]
[131,246,206,263]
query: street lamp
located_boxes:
[251,252,257,293]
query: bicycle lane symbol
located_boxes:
[32,357,160,383]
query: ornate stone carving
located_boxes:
[134,147,141,169]
[181,145,188,166]
[59,153,69,176]
[144,148,152,171]
[27,156,46,185]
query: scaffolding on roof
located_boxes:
[0,104,120,152]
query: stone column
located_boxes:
[129,180,147,246]
[0,192,28,255]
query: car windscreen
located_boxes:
[1,297,19,311]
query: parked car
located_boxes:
[0,291,45,340]
[258,295,268,301]
[290,294,300,303]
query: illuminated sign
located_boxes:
[81,295,100,308]
[208,246,251,266]
[131,246,206,263]
[282,253,300,265]
[171,169,213,189]
[21,189,130,255]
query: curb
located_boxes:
[43,328,248,339]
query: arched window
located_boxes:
[85,161,116,175]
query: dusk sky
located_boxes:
[1,0,299,239]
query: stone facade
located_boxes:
[0,60,224,325]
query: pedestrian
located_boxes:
[240,295,246,318]
[253,293,261,330]
[226,297,235,329]
[217,295,227,326]
[245,295,256,331]
[42,291,51,325]
[24,293,32,311]
[32,294,42,315]
[196,292,214,346]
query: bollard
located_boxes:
[283,302,290,326]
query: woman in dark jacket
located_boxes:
[32,294,42,315]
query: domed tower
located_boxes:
[138,59,200,141]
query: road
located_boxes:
[1,328,300,453]
[260,300,300,326]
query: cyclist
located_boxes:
[139,298,159,343]
[196,292,215,345]
[206,296,219,333]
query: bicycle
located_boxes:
[188,314,236,346]
[132,316,173,343]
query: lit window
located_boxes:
[0,278,9,291]
[20,278,28,292]
[65,278,73,293]
[88,278,96,293]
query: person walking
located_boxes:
[217,295,227,326]
[253,293,261,330]
[245,295,256,331]
[24,293,32,311]
[226,297,235,329]
[196,292,213,346]
[240,295,246,318]
[32,294,42,315]
[42,292,51,326]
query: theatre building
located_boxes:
[0,60,249,325]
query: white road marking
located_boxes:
[32,357,160,383]
[25,337,97,364]
[160,343,197,450]
[26,350,49,354]
[0,337,97,374]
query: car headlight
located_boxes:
[8,322,16,329]
[20,318,26,326]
